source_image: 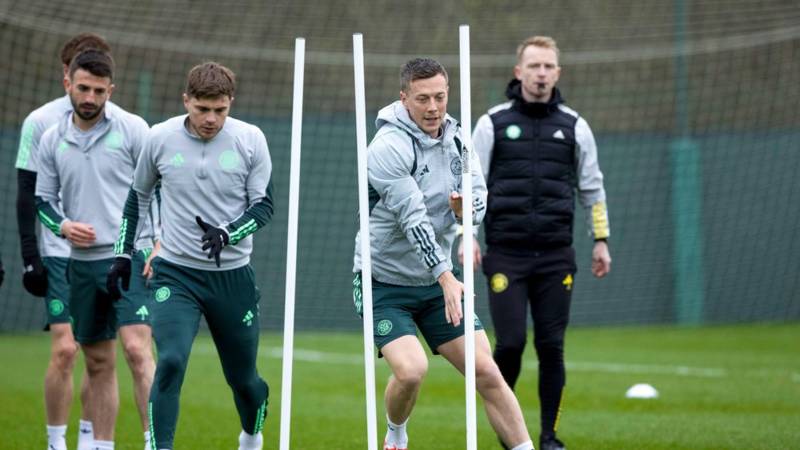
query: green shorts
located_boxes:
[42,257,71,327]
[352,272,483,355]
[68,250,152,344]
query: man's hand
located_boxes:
[196,216,229,268]
[22,255,48,297]
[142,240,161,280]
[457,235,482,268]
[106,256,132,300]
[592,240,612,278]
[437,271,464,327]
[448,191,463,220]
[61,221,96,248]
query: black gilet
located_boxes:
[485,79,577,250]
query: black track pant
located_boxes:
[482,246,575,437]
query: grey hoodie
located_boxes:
[353,101,487,286]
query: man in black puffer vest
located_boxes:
[461,36,612,450]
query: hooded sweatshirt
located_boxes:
[353,101,487,286]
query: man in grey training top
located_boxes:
[353,58,536,450]
[16,33,111,450]
[108,62,273,450]
[34,49,156,450]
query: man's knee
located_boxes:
[495,332,526,355]
[475,356,506,389]
[534,336,564,365]
[51,340,79,372]
[82,342,117,376]
[392,358,428,389]
[121,335,154,374]
[50,325,79,370]
[156,350,189,381]
[229,376,268,403]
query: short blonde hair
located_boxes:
[516,36,560,63]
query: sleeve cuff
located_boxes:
[431,261,450,281]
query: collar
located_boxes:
[505,79,564,117]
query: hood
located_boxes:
[505,78,564,117]
[375,100,459,149]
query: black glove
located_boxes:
[196,215,229,268]
[22,255,48,297]
[106,256,132,300]
[0,258,5,288]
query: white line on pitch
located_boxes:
[189,344,800,379]
[258,347,729,378]
[563,361,726,378]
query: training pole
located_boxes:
[459,24,478,450]
[353,33,379,450]
[279,37,305,450]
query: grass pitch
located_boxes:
[1,323,798,449]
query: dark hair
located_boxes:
[400,58,448,92]
[60,33,111,66]
[185,62,236,99]
[68,49,114,80]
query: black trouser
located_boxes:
[482,245,575,438]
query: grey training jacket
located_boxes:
[34,106,154,260]
[353,101,487,286]
[128,115,273,271]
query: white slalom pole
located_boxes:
[279,37,304,450]
[353,33,378,450]
[459,24,478,450]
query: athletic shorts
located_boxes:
[68,250,152,344]
[352,272,483,355]
[42,256,71,328]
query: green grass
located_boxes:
[2,323,799,449]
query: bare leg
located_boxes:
[79,367,91,421]
[118,324,155,431]
[81,339,119,441]
[438,331,531,448]
[44,323,79,425]
[380,335,429,424]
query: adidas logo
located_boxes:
[242,310,255,326]
[553,130,565,139]
[171,152,185,167]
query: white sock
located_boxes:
[238,430,263,450]
[46,424,67,450]
[93,440,114,450]
[144,430,151,450]
[510,440,534,450]
[78,420,94,450]
[385,415,408,447]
